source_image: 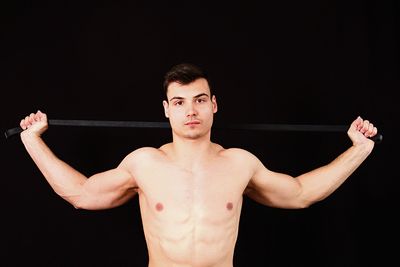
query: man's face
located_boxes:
[163,78,218,140]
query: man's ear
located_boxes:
[163,100,169,118]
[212,95,218,113]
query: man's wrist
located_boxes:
[21,130,43,143]
[351,141,374,156]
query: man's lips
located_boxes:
[185,120,201,125]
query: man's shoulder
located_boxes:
[216,147,262,173]
[123,146,165,163]
[219,147,259,161]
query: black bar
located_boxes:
[4,119,383,143]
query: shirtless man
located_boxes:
[19,63,378,267]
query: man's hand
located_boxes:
[20,110,48,138]
[347,116,378,149]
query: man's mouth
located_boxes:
[185,120,201,126]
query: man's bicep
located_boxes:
[246,162,303,209]
[77,166,137,210]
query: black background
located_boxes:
[1,1,398,266]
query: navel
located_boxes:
[155,202,164,212]
[226,202,233,211]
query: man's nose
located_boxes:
[186,103,197,117]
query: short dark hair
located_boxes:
[163,63,212,98]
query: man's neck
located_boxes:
[169,134,215,170]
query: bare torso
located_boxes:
[128,144,255,267]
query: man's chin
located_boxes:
[173,126,211,140]
[183,133,204,140]
[182,128,211,140]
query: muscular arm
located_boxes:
[20,111,138,210]
[246,116,378,209]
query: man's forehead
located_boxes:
[167,78,210,98]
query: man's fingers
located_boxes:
[34,112,41,122]
[364,122,372,136]
[35,110,46,122]
[350,116,379,139]
[28,113,35,124]
[354,116,363,130]
[357,119,369,134]
[365,123,374,137]
[24,116,30,127]
[361,120,370,134]
[367,126,378,138]
[355,119,378,138]
[23,113,35,129]
[18,110,48,135]
[20,119,26,130]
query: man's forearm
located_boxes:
[21,133,87,206]
[297,143,373,205]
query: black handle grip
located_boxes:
[371,133,383,144]
[4,127,23,139]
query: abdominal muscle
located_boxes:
[139,193,243,267]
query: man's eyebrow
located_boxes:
[193,93,210,99]
[169,96,184,101]
[169,93,209,102]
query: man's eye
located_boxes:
[175,101,183,106]
[197,98,206,103]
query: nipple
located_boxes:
[156,202,164,212]
[226,202,233,211]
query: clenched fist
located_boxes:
[20,110,48,138]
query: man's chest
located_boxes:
[133,161,250,219]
